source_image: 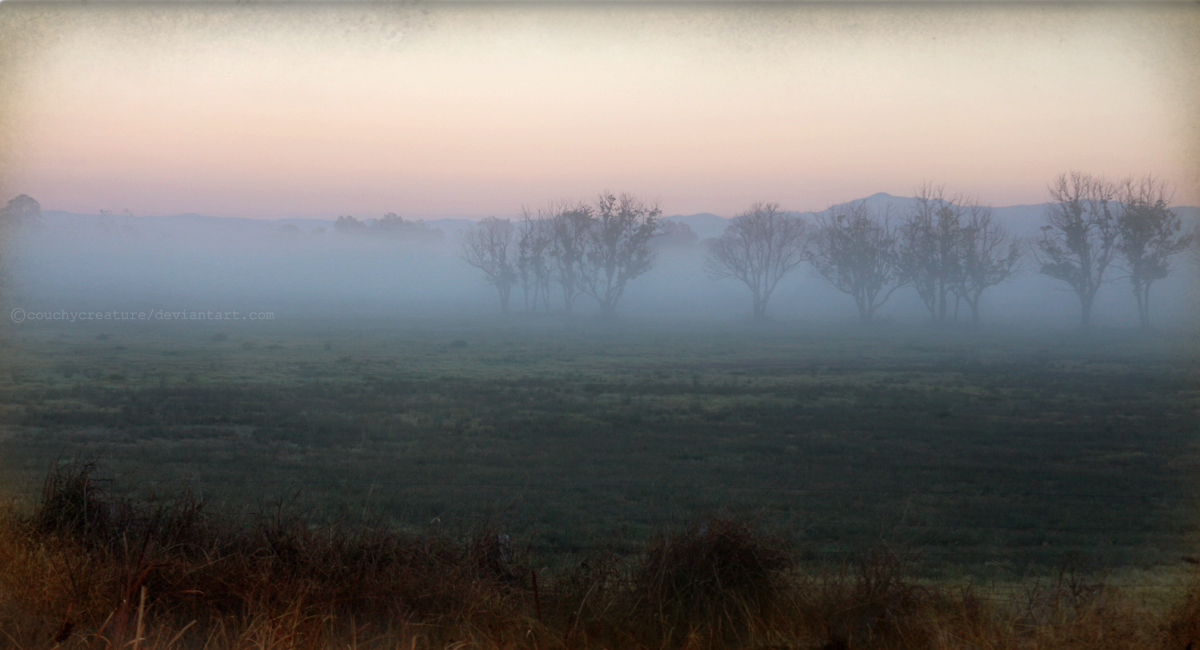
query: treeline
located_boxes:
[1,172,1195,328]
[461,193,661,317]
[460,173,1196,329]
[332,212,443,243]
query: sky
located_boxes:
[0,3,1197,219]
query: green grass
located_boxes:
[1,317,1197,578]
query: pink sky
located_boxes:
[0,3,1197,218]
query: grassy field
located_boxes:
[1,317,1197,580]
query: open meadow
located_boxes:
[2,318,1196,579]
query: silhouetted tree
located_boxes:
[809,201,903,324]
[334,215,369,234]
[0,196,41,323]
[580,192,661,318]
[898,185,967,326]
[1036,172,1118,328]
[460,217,518,313]
[704,202,808,320]
[96,209,118,237]
[954,203,1021,326]
[1115,176,1194,329]
[550,203,593,314]
[96,209,138,238]
[373,213,407,234]
[1,195,43,301]
[0,194,43,229]
[516,207,556,313]
[652,219,699,249]
[372,213,441,242]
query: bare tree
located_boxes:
[954,203,1021,326]
[1036,172,1118,329]
[516,207,556,313]
[809,201,903,324]
[1115,176,1194,329]
[897,185,967,326]
[550,203,593,314]
[460,217,518,313]
[704,202,808,320]
[580,192,661,318]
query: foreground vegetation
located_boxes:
[2,462,1200,650]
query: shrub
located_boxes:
[33,460,130,545]
[635,518,793,641]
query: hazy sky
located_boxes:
[0,3,1197,219]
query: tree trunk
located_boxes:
[499,283,511,314]
[936,285,948,325]
[1138,282,1153,330]
[598,295,617,319]
[752,290,767,320]
[857,298,872,325]
[1079,295,1093,329]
